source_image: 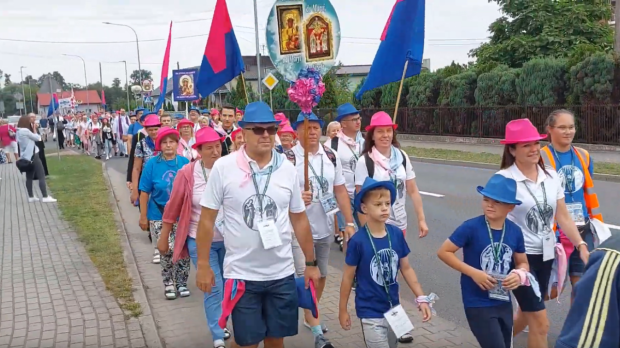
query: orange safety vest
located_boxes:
[540,146,603,225]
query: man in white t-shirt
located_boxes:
[290,112,355,347]
[196,101,320,348]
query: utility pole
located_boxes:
[615,0,620,53]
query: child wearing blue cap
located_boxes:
[339,177,432,348]
[437,174,530,348]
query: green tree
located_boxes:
[52,71,67,89]
[112,78,122,88]
[407,72,443,107]
[130,69,153,86]
[334,75,352,106]
[4,74,11,87]
[470,0,613,68]
[568,52,619,104]
[352,77,381,109]
[23,75,36,85]
[474,65,519,106]
[317,69,338,109]
[516,57,568,105]
[436,61,468,79]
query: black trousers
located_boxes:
[57,131,65,149]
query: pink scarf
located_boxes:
[367,146,391,173]
[336,129,357,147]
[235,145,252,187]
[178,137,199,161]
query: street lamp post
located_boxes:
[62,54,89,112]
[19,66,26,115]
[28,80,34,113]
[103,22,143,106]
[121,61,130,111]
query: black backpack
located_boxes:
[363,149,408,178]
[276,145,337,167]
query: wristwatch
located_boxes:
[577,241,588,250]
[305,260,318,267]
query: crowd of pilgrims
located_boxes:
[4,102,616,348]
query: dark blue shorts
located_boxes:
[513,254,553,312]
[231,274,298,346]
[568,222,595,277]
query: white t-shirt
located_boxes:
[354,149,416,231]
[190,163,223,241]
[325,137,363,199]
[496,164,564,255]
[292,143,346,240]
[200,151,306,281]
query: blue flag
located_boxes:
[356,0,425,99]
[47,93,59,117]
[196,0,245,98]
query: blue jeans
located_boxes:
[187,238,226,341]
[337,198,361,231]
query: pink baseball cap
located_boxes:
[192,127,225,149]
[155,127,179,151]
[365,111,397,132]
[500,119,547,145]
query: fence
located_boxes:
[277,105,620,146]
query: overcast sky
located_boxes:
[1,0,500,89]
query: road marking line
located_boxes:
[419,191,445,198]
[606,223,620,230]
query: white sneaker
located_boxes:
[213,339,225,348]
[105,155,109,160]
[28,197,40,203]
[41,196,57,203]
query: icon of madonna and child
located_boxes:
[277,4,334,62]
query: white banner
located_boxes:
[59,98,72,109]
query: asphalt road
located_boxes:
[92,151,620,347]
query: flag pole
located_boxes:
[239,73,250,105]
[392,59,409,124]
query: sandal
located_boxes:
[177,286,190,297]
[223,328,231,340]
[164,285,177,300]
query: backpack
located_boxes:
[364,149,408,178]
[330,137,339,151]
[276,145,337,167]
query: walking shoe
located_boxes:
[124,154,128,158]
[28,197,40,203]
[314,334,333,348]
[95,155,101,160]
[152,250,160,264]
[177,286,190,297]
[213,339,225,348]
[398,332,414,343]
[223,328,231,340]
[304,321,328,333]
[164,285,177,300]
[105,155,109,160]
[41,196,57,203]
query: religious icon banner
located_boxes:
[266,0,341,81]
[172,68,200,101]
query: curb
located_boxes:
[102,162,164,348]
[409,156,620,183]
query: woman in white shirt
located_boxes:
[89,116,103,159]
[15,115,56,203]
[496,119,588,348]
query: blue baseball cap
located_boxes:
[189,106,201,113]
[295,277,318,319]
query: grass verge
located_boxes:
[47,156,142,317]
[403,146,620,176]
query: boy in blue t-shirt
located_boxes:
[437,174,529,348]
[339,178,432,348]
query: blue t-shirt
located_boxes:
[39,118,48,128]
[549,146,593,222]
[128,123,143,136]
[449,215,525,308]
[345,224,410,319]
[138,155,190,221]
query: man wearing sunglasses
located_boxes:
[196,101,320,348]
[219,104,238,156]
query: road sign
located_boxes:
[262,73,279,91]
[13,93,23,101]
[16,102,24,110]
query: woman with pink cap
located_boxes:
[139,126,191,300]
[159,126,231,346]
[277,124,296,151]
[211,108,222,127]
[495,118,588,347]
[176,119,199,161]
[274,112,289,146]
[229,128,244,152]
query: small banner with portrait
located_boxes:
[172,68,200,101]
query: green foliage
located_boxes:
[438,71,478,107]
[352,77,381,109]
[381,81,407,109]
[318,68,338,109]
[4,74,11,87]
[474,65,518,106]
[567,43,608,69]
[436,61,468,79]
[568,52,618,105]
[334,75,352,106]
[129,69,153,86]
[0,83,39,115]
[470,1,614,68]
[406,72,443,107]
[516,57,568,105]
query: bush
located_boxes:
[568,52,618,105]
[516,57,568,106]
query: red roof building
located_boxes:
[37,90,102,115]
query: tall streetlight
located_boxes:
[103,22,143,106]
[27,80,34,113]
[121,61,131,111]
[62,54,89,111]
[19,66,26,115]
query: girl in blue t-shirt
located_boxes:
[339,178,432,348]
[438,174,530,348]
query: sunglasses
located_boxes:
[245,126,278,136]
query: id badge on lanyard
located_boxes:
[566,202,585,226]
[523,182,555,261]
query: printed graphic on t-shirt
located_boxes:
[526,204,554,234]
[370,248,399,286]
[348,156,357,172]
[162,170,176,196]
[242,194,278,231]
[395,178,405,199]
[309,176,329,202]
[480,243,513,275]
[557,165,584,193]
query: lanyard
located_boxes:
[523,181,551,231]
[549,145,575,199]
[348,144,359,161]
[200,161,209,182]
[308,154,324,182]
[485,219,506,265]
[250,165,273,217]
[365,225,394,308]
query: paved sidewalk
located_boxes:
[106,164,480,348]
[0,163,147,348]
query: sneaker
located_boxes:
[152,250,161,264]
[304,321,328,333]
[177,286,190,297]
[223,328,231,340]
[314,334,334,348]
[524,326,529,333]
[398,332,414,343]
[105,155,109,160]
[41,196,57,203]
[28,197,40,203]
[164,285,177,300]
[213,339,225,348]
